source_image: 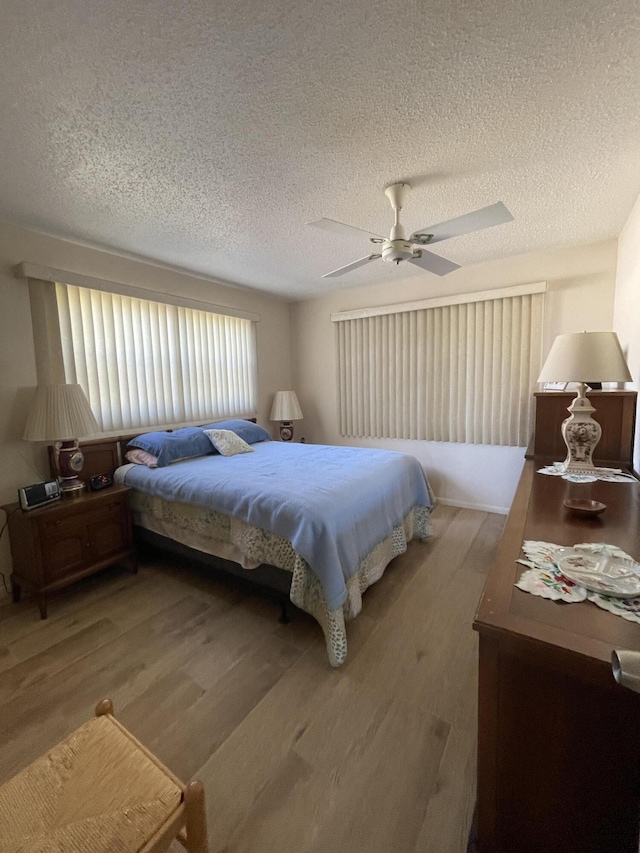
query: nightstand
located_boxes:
[2,484,136,619]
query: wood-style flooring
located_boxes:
[0,504,504,853]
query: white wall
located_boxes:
[613,192,640,474]
[0,222,293,578]
[291,239,618,513]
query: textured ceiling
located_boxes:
[1,0,639,299]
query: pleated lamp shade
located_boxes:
[24,384,100,441]
[538,332,632,383]
[269,391,303,422]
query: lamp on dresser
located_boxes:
[537,331,632,473]
[269,390,303,441]
[23,383,100,492]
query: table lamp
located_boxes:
[537,331,632,472]
[269,390,303,441]
[23,384,100,492]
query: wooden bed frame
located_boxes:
[62,423,296,619]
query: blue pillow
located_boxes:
[128,427,214,468]
[200,419,271,444]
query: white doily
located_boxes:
[537,463,636,483]
[515,540,640,623]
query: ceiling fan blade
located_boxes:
[308,218,385,242]
[410,202,513,245]
[408,250,461,276]
[322,254,382,279]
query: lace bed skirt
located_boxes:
[129,491,433,666]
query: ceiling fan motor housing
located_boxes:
[382,239,414,264]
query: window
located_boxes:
[333,283,545,447]
[53,282,257,432]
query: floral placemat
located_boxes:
[537,463,636,483]
[515,540,640,623]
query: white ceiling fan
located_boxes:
[308,183,514,278]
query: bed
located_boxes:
[81,421,434,666]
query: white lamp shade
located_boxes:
[538,332,632,384]
[23,384,100,441]
[269,390,303,421]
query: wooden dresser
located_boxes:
[474,391,640,852]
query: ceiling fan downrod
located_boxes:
[382,183,414,264]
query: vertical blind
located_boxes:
[55,283,257,432]
[335,290,544,446]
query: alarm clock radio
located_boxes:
[18,480,61,510]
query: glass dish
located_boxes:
[556,548,640,598]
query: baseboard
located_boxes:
[436,497,509,515]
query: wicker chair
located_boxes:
[0,699,209,852]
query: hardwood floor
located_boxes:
[0,505,504,852]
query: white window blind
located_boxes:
[55,283,257,432]
[334,286,544,446]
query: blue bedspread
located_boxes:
[118,442,432,610]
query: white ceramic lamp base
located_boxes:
[559,384,602,473]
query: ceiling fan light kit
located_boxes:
[309,184,513,279]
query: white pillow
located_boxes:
[125,448,159,468]
[204,428,255,457]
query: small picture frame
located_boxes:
[543,381,568,391]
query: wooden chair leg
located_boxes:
[95,698,115,718]
[183,780,209,853]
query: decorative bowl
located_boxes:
[556,548,640,598]
[563,498,606,516]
